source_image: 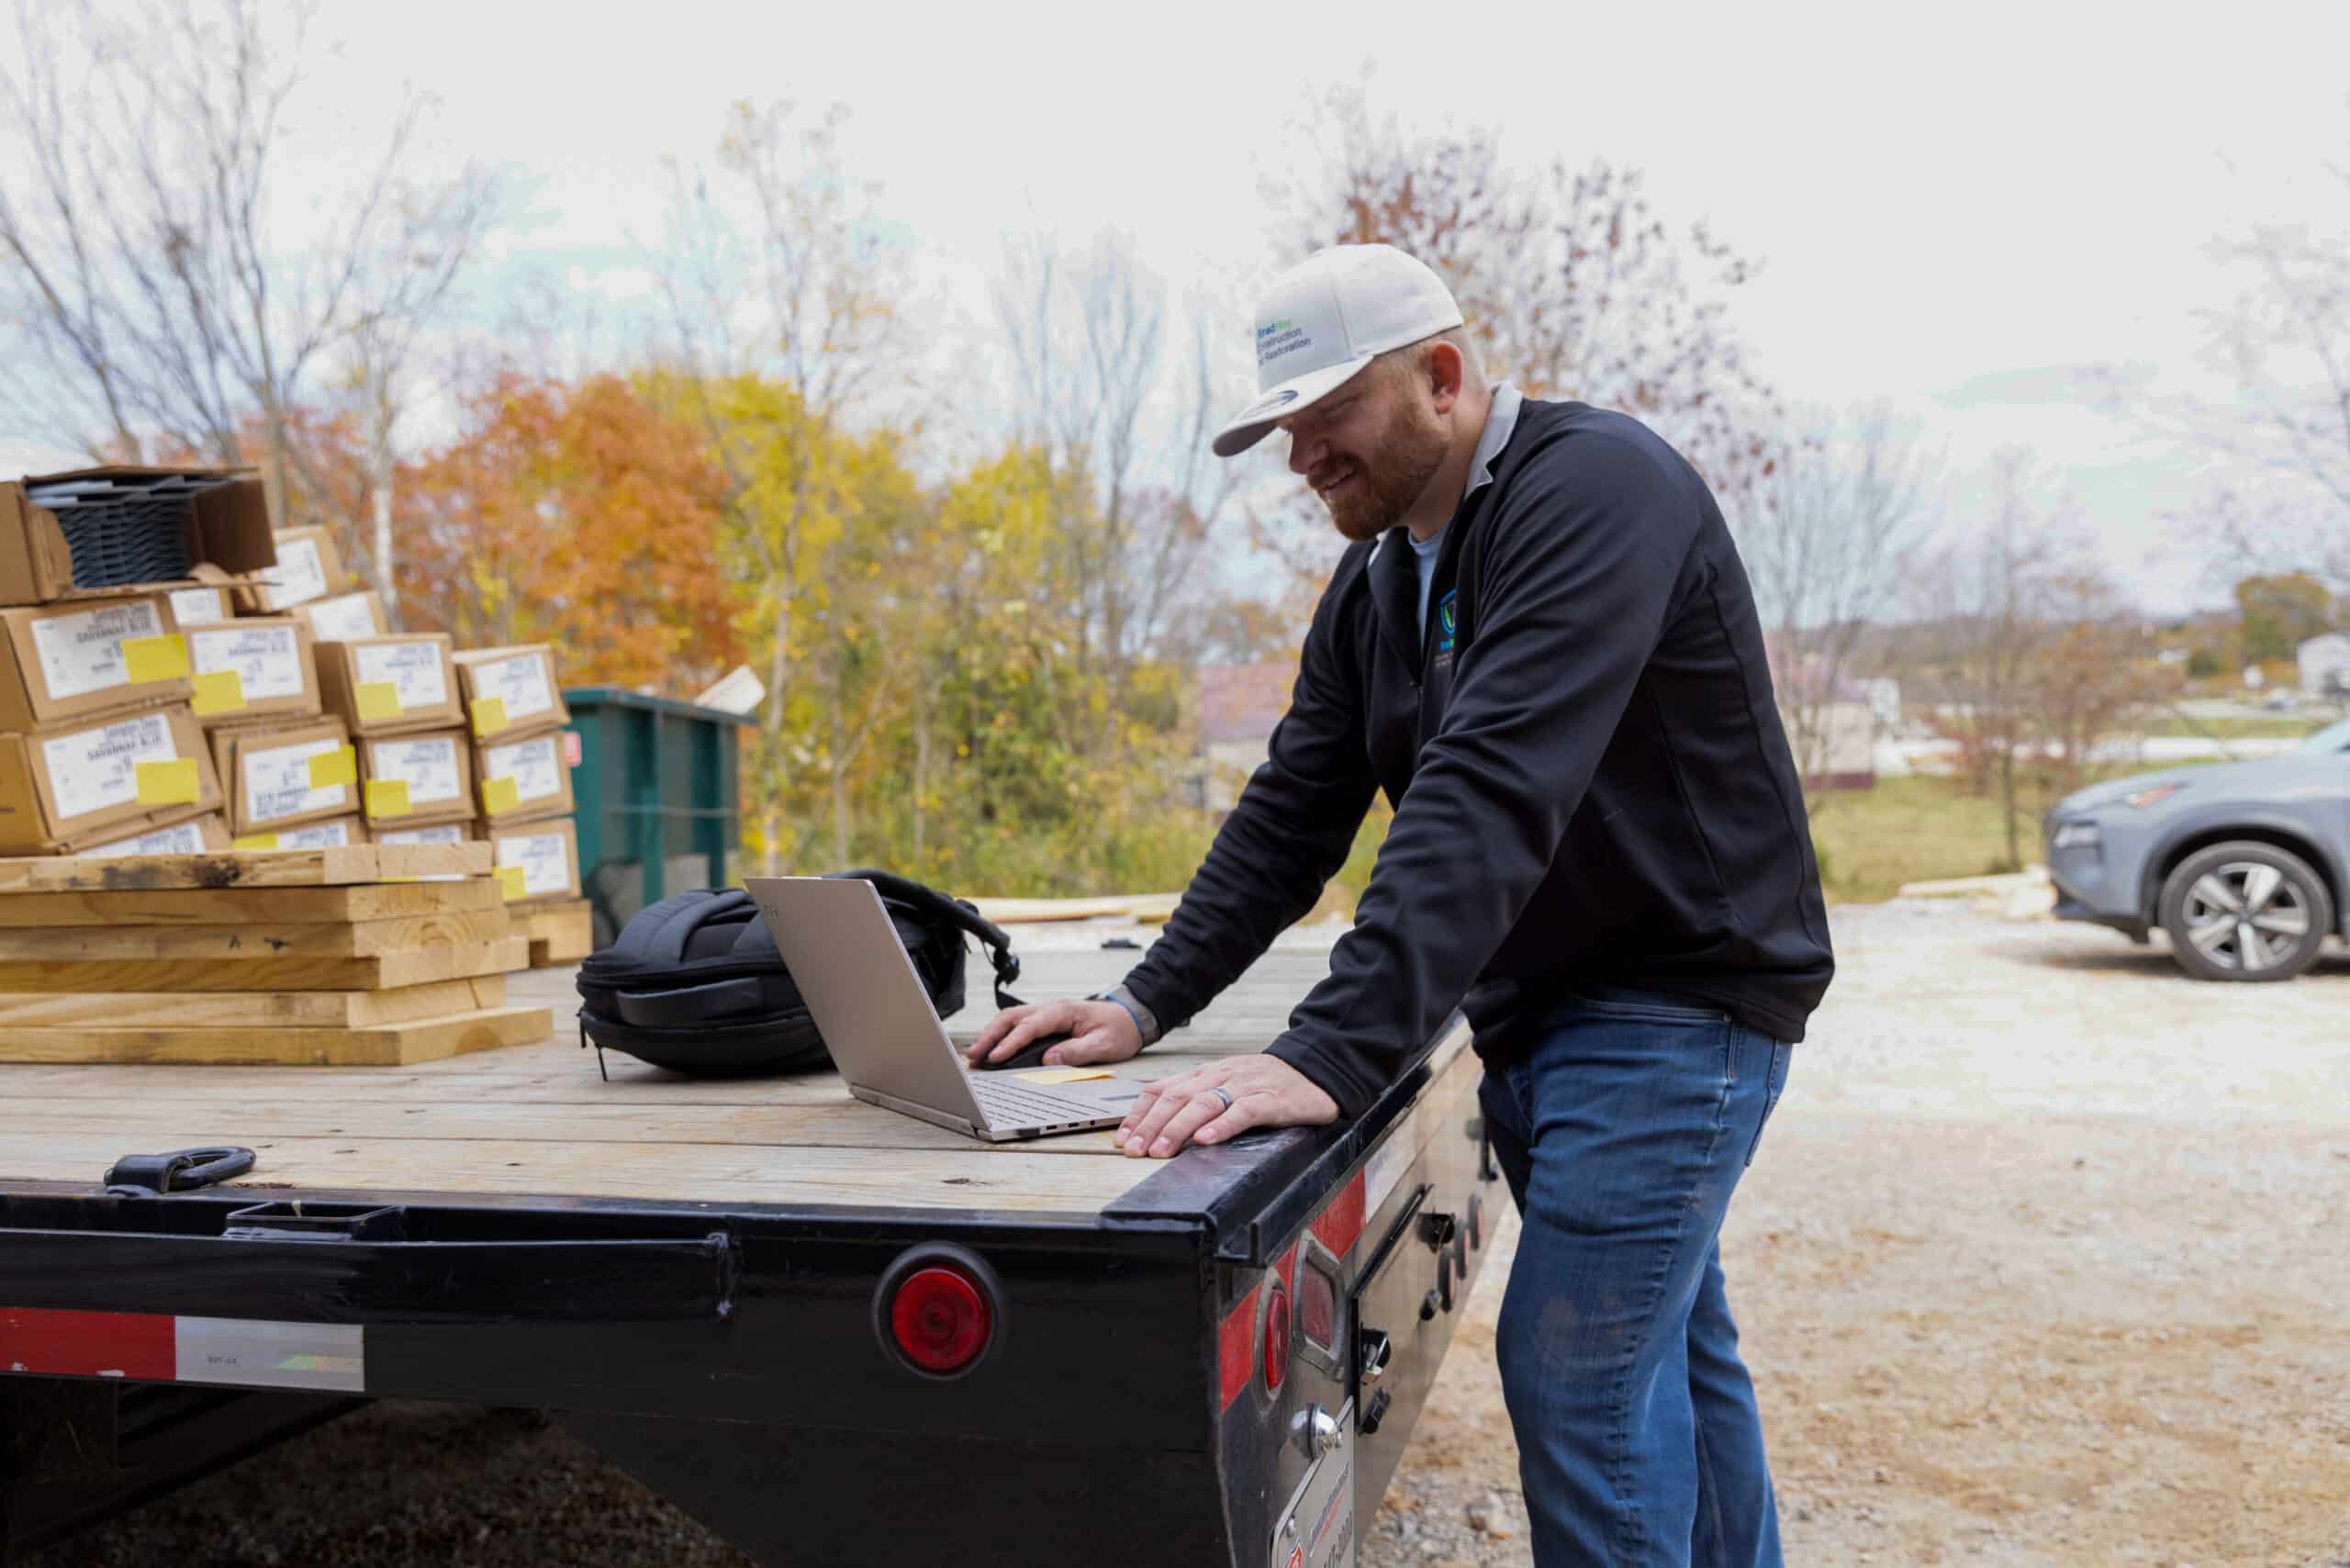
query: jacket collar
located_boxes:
[1366,383,1527,670]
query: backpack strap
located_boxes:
[828,868,1024,1009]
[603,888,756,968]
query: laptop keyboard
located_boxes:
[970,1077,1116,1126]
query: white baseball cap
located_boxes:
[1212,243,1466,458]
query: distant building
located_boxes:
[1762,637,1878,790]
[1855,677,1903,731]
[1192,661,1295,812]
[2297,633,2350,698]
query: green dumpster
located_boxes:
[562,688,755,948]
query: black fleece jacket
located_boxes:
[1121,398,1834,1117]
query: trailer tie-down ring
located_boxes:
[102,1146,257,1198]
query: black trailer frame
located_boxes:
[0,956,1501,1567]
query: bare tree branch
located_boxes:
[0,0,494,571]
[1746,402,1938,812]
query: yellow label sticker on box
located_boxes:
[354,680,403,722]
[231,833,280,850]
[133,758,200,805]
[470,696,508,738]
[123,634,191,683]
[480,776,520,817]
[497,864,529,902]
[1013,1067,1113,1084]
[365,778,411,817]
[190,667,247,716]
[307,746,357,789]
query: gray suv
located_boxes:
[2044,718,2350,980]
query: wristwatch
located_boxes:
[1090,984,1160,1048]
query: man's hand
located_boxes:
[966,998,1141,1069]
[1118,1053,1338,1159]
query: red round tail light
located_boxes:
[1263,1280,1292,1393]
[886,1264,994,1375]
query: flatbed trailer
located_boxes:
[0,938,1500,1566]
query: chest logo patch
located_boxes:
[1436,590,1457,655]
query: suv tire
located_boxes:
[2157,840,2334,982]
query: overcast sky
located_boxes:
[16,1,2350,615]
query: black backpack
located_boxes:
[574,869,1023,1077]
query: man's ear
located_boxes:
[1425,342,1466,414]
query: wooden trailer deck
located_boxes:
[0,938,1463,1218]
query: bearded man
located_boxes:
[972,243,1833,1567]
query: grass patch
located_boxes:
[2135,716,2326,740]
[1807,775,2027,903]
[1320,777,2048,914]
[1308,768,2243,915]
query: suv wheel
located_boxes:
[2157,841,2334,982]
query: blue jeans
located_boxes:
[1478,987,1793,1567]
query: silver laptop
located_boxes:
[745,877,1137,1141]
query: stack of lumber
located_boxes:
[0,844,553,1065]
[515,899,593,967]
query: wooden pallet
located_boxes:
[0,844,491,892]
[0,938,534,994]
[0,1002,554,1066]
[0,975,505,1027]
[0,846,548,1063]
[519,900,593,967]
[0,910,514,961]
[0,880,500,928]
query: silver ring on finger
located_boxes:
[1208,1087,1234,1113]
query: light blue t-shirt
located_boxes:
[1411,527,1445,641]
[1404,382,1524,654]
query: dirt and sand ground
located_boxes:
[26,901,2350,1567]
[1365,901,2350,1568]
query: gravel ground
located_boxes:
[1364,901,2350,1568]
[26,902,2350,1567]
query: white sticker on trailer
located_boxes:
[1365,1046,1480,1223]
[1363,1129,1415,1222]
[174,1316,364,1393]
[1268,1395,1355,1568]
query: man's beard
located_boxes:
[1312,397,1449,543]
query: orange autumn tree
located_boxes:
[403,374,741,691]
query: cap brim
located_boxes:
[1211,355,1376,458]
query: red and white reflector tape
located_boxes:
[1,1307,364,1394]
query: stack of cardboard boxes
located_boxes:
[0,465,590,962]
[203,524,375,853]
[0,465,282,857]
[0,593,231,856]
[459,646,588,961]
